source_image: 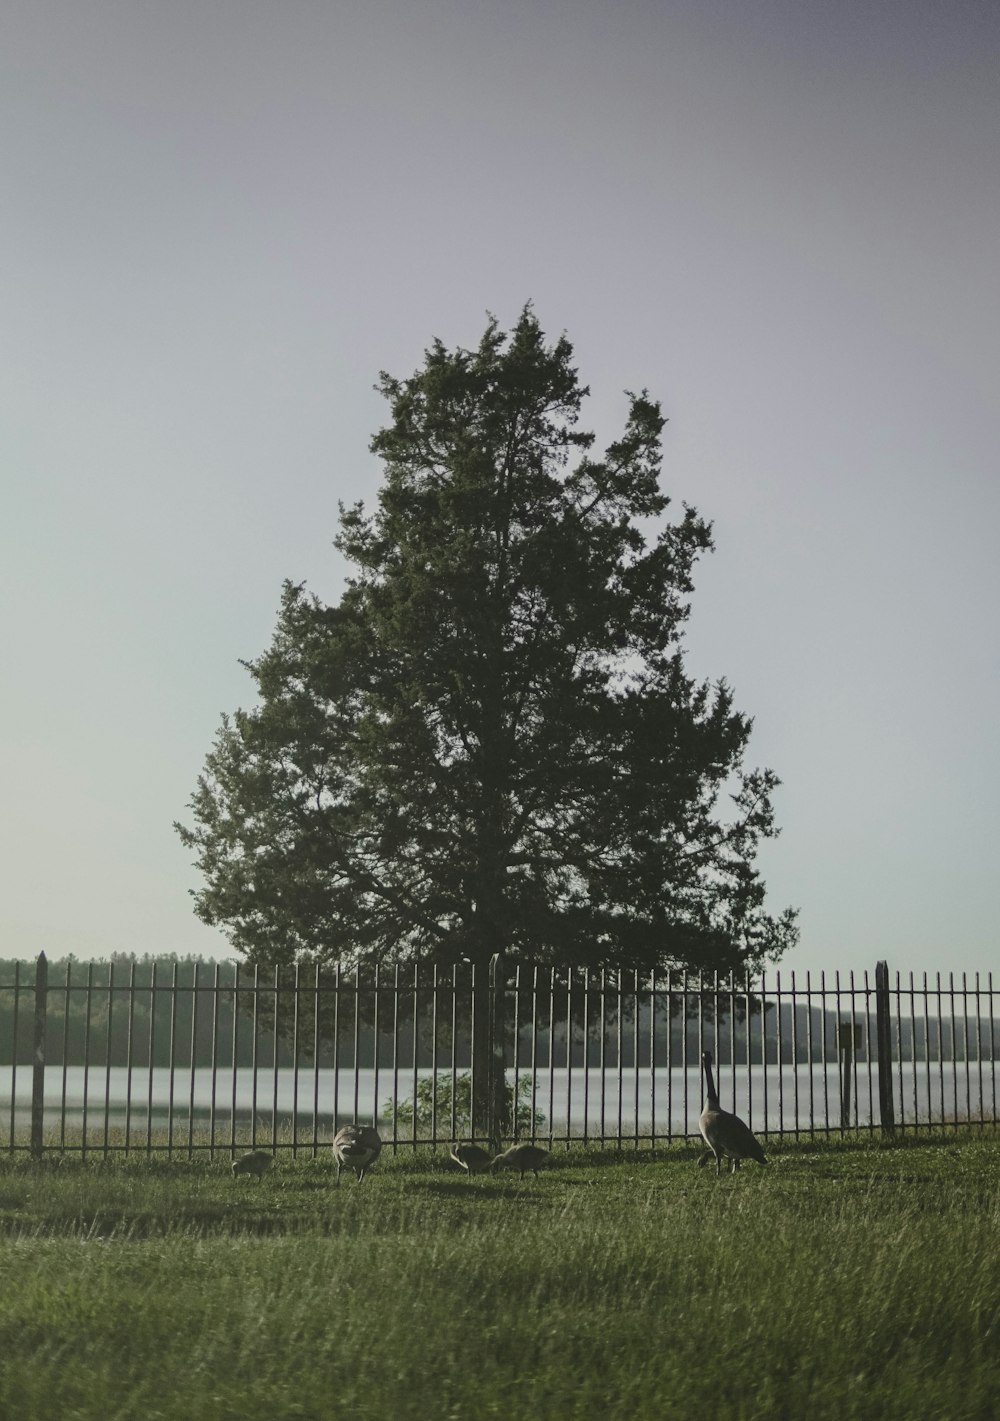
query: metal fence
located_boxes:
[1,953,997,1158]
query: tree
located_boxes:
[177,308,797,1134]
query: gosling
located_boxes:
[231,1150,273,1181]
[449,1142,492,1177]
[491,1144,550,1178]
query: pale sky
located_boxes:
[3,0,998,982]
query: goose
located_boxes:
[698,1051,767,1176]
[231,1149,273,1180]
[332,1123,382,1182]
[491,1143,550,1178]
[449,1142,492,1177]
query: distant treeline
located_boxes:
[1,955,994,1069]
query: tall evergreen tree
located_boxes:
[177,308,797,982]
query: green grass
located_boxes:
[1,1134,998,1420]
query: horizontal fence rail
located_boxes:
[1,955,997,1159]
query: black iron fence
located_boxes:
[1,953,997,1158]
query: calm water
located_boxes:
[2,1060,997,1139]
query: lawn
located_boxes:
[0,1133,998,1420]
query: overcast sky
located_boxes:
[3,0,998,982]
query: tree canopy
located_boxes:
[177,308,797,977]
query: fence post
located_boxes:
[31,952,48,1161]
[488,953,506,1154]
[838,1022,856,1130]
[875,960,895,1139]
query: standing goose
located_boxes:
[333,1124,382,1183]
[491,1143,550,1178]
[449,1142,492,1177]
[698,1051,767,1176]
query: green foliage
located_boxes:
[178,307,797,976]
[384,1069,545,1136]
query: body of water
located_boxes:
[2,1059,997,1142]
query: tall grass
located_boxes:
[0,1135,998,1419]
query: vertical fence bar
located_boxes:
[145,960,157,1156]
[352,965,361,1126]
[874,960,895,1138]
[60,961,70,1152]
[81,961,94,1157]
[805,971,815,1137]
[292,962,301,1158]
[648,970,656,1147]
[963,971,972,1124]
[550,967,560,1146]
[312,962,321,1158]
[209,962,220,1159]
[864,970,875,1133]
[102,963,114,1157]
[728,972,737,1117]
[632,969,640,1149]
[529,966,539,1145]
[790,971,800,1136]
[430,965,439,1147]
[922,971,932,1128]
[599,969,607,1146]
[188,962,200,1159]
[250,965,260,1151]
[559,966,565,1142]
[392,964,400,1149]
[848,971,859,1131]
[271,965,280,1149]
[665,971,673,1143]
[566,967,574,1148]
[332,963,341,1135]
[681,970,689,1141]
[949,972,958,1128]
[125,960,137,1157]
[8,963,21,1152]
[469,964,477,1144]
[908,972,918,1130]
[761,971,769,1139]
[936,971,945,1130]
[411,964,419,1149]
[449,964,458,1145]
[167,961,178,1157]
[230,962,239,1156]
[819,971,829,1135]
[988,971,994,1125]
[31,953,48,1162]
[746,971,755,1133]
[775,971,784,1134]
[894,970,904,1131]
[975,972,983,1129]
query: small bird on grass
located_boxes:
[698,1050,768,1176]
[333,1124,382,1183]
[491,1143,550,1178]
[448,1142,492,1177]
[231,1150,273,1181]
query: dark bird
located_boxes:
[491,1143,550,1178]
[231,1150,273,1181]
[333,1123,382,1183]
[449,1142,492,1177]
[698,1051,767,1176]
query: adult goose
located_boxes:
[698,1051,767,1176]
[333,1124,383,1183]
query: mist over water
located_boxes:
[3,1062,994,1141]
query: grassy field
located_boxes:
[0,1133,998,1420]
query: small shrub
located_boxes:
[384,1071,545,1136]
